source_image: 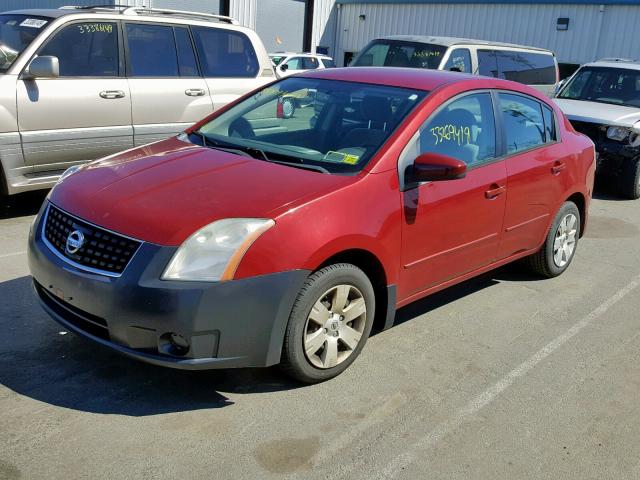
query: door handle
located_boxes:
[485,183,506,200]
[99,90,125,99]
[551,161,566,175]
[185,88,206,97]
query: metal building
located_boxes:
[330,0,640,69]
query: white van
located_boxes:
[0,6,275,195]
[351,36,559,97]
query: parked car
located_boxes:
[29,68,594,383]
[0,6,274,196]
[350,36,558,96]
[270,52,336,78]
[554,59,640,199]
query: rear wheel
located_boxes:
[619,158,640,200]
[280,263,375,383]
[526,201,580,278]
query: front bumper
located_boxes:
[28,203,309,370]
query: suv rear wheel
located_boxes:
[280,263,375,383]
[619,157,640,200]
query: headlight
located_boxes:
[56,165,81,185]
[606,126,630,142]
[162,218,275,282]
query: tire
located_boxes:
[280,263,375,384]
[281,97,296,119]
[525,201,581,278]
[619,158,640,200]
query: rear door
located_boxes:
[124,22,213,146]
[399,91,507,301]
[191,26,265,110]
[496,92,567,259]
[17,19,132,170]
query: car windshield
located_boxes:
[558,66,640,108]
[352,40,447,70]
[0,14,51,73]
[322,58,336,68]
[195,77,427,174]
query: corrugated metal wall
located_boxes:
[312,0,338,53]
[335,3,640,65]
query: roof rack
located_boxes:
[597,57,636,63]
[123,7,238,24]
[59,5,239,24]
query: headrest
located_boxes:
[361,96,393,124]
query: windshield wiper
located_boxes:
[264,159,329,174]
[193,131,271,161]
[193,131,329,174]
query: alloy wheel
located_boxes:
[303,284,367,369]
[553,213,578,267]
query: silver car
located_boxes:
[0,6,275,196]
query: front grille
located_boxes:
[43,203,141,276]
[35,281,110,341]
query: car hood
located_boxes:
[50,137,355,246]
[554,98,640,127]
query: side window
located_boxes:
[126,23,178,77]
[542,105,557,142]
[477,50,498,78]
[322,58,336,68]
[443,48,471,73]
[419,93,497,166]
[302,57,319,70]
[174,26,198,77]
[499,93,545,154]
[39,21,118,76]
[285,57,303,70]
[192,26,259,78]
[496,51,557,85]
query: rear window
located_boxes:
[192,26,259,78]
[126,23,178,77]
[478,49,557,85]
[352,40,446,70]
[321,58,336,68]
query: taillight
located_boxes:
[276,98,284,119]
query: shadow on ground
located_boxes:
[0,263,540,416]
[0,191,48,220]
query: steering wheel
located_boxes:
[228,117,256,139]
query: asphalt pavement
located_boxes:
[1,186,639,480]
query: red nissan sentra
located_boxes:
[28,68,595,383]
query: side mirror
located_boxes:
[25,56,59,79]
[407,152,467,183]
[280,63,289,71]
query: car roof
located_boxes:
[2,9,70,18]
[374,35,552,54]
[300,67,491,91]
[270,52,332,59]
[582,60,640,71]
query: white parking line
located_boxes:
[0,251,26,260]
[376,273,640,479]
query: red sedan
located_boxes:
[28,68,595,383]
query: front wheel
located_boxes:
[280,264,375,383]
[281,97,296,119]
[525,201,580,278]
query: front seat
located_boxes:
[340,95,393,152]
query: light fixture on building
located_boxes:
[359,14,366,21]
[557,17,570,31]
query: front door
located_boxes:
[400,92,507,301]
[17,20,132,171]
[124,23,213,146]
